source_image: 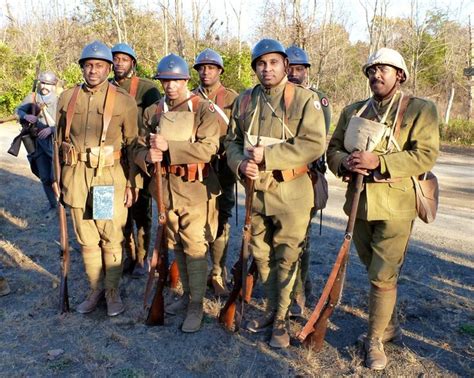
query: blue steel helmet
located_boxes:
[286,45,311,67]
[79,40,113,65]
[154,54,190,80]
[38,71,58,85]
[251,39,287,70]
[111,43,137,63]
[193,48,224,72]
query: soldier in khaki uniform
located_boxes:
[285,45,331,317]
[225,39,326,348]
[111,43,162,277]
[327,48,439,370]
[134,54,220,333]
[192,48,238,296]
[56,41,140,317]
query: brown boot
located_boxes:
[269,318,290,348]
[288,293,305,318]
[166,294,190,315]
[76,289,105,314]
[211,275,229,296]
[105,289,125,317]
[364,337,387,370]
[0,277,11,296]
[181,302,203,333]
[246,311,275,333]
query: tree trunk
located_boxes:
[444,84,455,124]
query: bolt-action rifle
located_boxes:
[8,63,42,157]
[145,160,168,325]
[297,141,368,350]
[53,138,70,313]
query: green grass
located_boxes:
[440,119,474,146]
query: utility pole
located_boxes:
[464,16,474,120]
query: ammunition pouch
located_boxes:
[21,134,36,155]
[272,165,308,182]
[61,141,77,166]
[79,146,119,168]
[162,163,210,182]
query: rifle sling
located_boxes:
[64,85,81,143]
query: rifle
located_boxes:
[297,158,366,350]
[145,160,168,326]
[8,63,42,157]
[53,139,70,313]
[219,178,258,331]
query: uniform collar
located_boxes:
[372,91,401,110]
[199,82,222,98]
[261,76,288,97]
[83,80,109,94]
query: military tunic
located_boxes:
[225,77,326,318]
[135,96,221,257]
[114,76,162,265]
[16,92,58,209]
[327,91,439,288]
[193,82,238,278]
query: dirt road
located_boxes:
[0,122,472,376]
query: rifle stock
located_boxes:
[53,140,70,313]
[297,171,364,350]
[145,161,168,326]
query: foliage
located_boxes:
[440,120,474,146]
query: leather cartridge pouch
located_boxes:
[87,145,115,168]
[61,141,77,166]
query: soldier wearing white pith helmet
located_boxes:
[327,47,439,370]
[192,48,238,296]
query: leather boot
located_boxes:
[0,276,11,296]
[76,289,105,314]
[246,310,275,333]
[364,337,387,370]
[105,288,125,316]
[211,274,229,296]
[182,301,204,333]
[166,293,190,315]
[269,317,290,348]
[288,293,305,318]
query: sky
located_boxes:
[1,0,473,45]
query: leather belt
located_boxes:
[78,150,122,162]
[161,163,210,182]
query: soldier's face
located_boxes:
[113,53,134,79]
[82,59,111,87]
[38,82,54,96]
[197,64,222,88]
[368,64,401,99]
[287,65,308,85]
[160,79,189,100]
[255,53,288,88]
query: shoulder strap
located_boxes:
[128,76,140,99]
[190,95,200,113]
[101,83,117,144]
[394,95,411,139]
[239,89,253,121]
[283,82,295,125]
[64,85,81,143]
[215,85,227,110]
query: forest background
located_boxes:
[0,0,473,144]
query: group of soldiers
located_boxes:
[5,37,439,371]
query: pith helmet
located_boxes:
[111,43,137,62]
[286,45,311,67]
[363,47,409,82]
[79,41,113,65]
[154,54,190,80]
[193,48,224,72]
[251,39,287,70]
[38,71,58,85]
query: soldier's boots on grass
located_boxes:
[211,274,229,296]
[246,311,275,333]
[105,288,125,317]
[166,294,190,315]
[364,337,387,370]
[288,293,305,318]
[269,318,290,348]
[182,301,204,333]
[76,289,105,314]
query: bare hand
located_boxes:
[124,187,139,208]
[348,151,380,170]
[342,155,370,176]
[146,148,163,163]
[24,114,37,124]
[150,133,169,152]
[246,146,265,164]
[37,127,53,140]
[239,159,259,180]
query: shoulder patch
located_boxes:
[208,102,215,113]
[321,97,329,107]
[314,100,321,110]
